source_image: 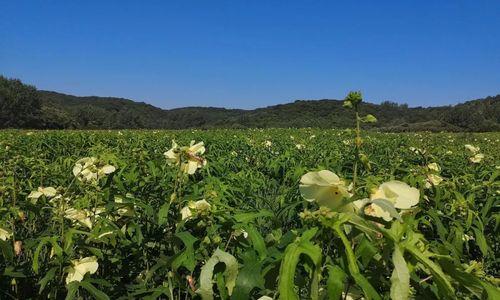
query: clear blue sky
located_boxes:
[1,1,499,109]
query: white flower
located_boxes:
[355,181,420,221]
[299,170,351,210]
[164,140,206,175]
[295,144,305,150]
[465,144,480,154]
[28,186,58,203]
[181,199,212,220]
[73,157,115,183]
[164,140,181,165]
[180,206,193,220]
[470,153,484,163]
[64,208,94,229]
[427,163,440,172]
[425,174,444,188]
[183,141,206,175]
[264,140,272,147]
[0,227,12,241]
[65,256,99,284]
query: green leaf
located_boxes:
[245,225,267,260]
[231,251,265,300]
[278,228,322,300]
[405,244,454,298]
[172,231,198,272]
[157,202,170,225]
[480,282,500,300]
[38,267,58,294]
[0,239,14,261]
[472,227,489,257]
[33,237,51,273]
[197,248,239,300]
[80,281,110,300]
[390,246,410,300]
[326,265,347,300]
[65,282,79,300]
[233,210,273,223]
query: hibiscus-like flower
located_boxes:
[65,256,99,284]
[72,157,116,183]
[354,181,420,221]
[427,163,440,172]
[64,207,105,229]
[426,174,444,188]
[28,186,58,203]
[465,144,480,154]
[180,199,212,221]
[470,153,484,163]
[0,227,12,241]
[164,140,206,175]
[299,170,351,210]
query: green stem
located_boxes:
[334,224,359,275]
[353,108,361,189]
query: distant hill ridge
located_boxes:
[1,76,499,131]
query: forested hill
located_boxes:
[1,76,499,131]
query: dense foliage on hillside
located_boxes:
[1,76,499,131]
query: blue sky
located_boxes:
[1,1,499,109]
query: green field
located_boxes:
[1,129,499,299]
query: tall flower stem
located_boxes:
[353,106,361,189]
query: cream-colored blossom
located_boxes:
[164,140,206,175]
[73,157,115,183]
[0,227,12,241]
[181,199,212,220]
[355,181,420,221]
[299,170,351,210]
[28,186,58,202]
[470,153,484,163]
[465,144,480,154]
[371,181,420,209]
[65,256,99,284]
[426,174,444,188]
[427,163,440,172]
[164,140,181,165]
[64,208,93,229]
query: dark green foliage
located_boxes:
[0,76,42,128]
[2,76,499,131]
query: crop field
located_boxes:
[0,128,499,299]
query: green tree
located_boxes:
[0,76,42,128]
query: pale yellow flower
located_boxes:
[465,144,480,154]
[73,157,115,183]
[164,140,181,165]
[181,199,212,220]
[182,141,206,174]
[64,208,93,229]
[470,153,484,163]
[355,181,420,221]
[299,170,351,210]
[371,181,420,209]
[65,256,99,284]
[426,174,444,188]
[0,227,12,241]
[164,140,206,175]
[295,144,305,150]
[427,163,440,172]
[28,186,58,203]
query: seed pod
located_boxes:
[14,241,22,256]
